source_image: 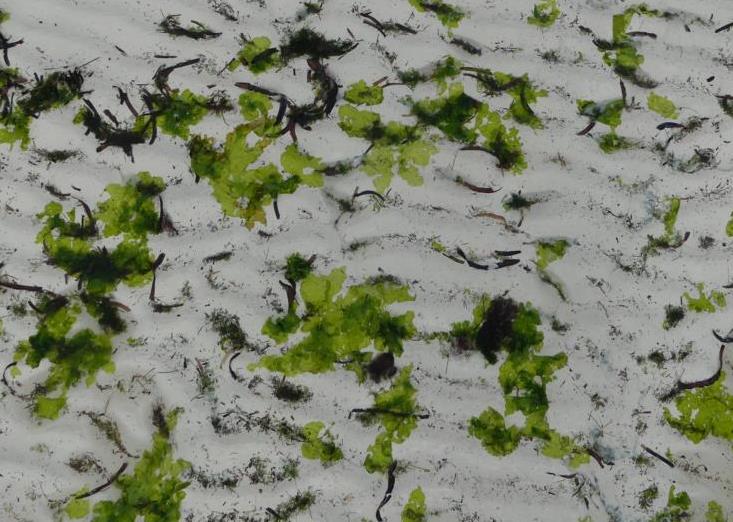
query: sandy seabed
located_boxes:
[0,0,732,521]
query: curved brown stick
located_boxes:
[228,351,242,381]
[2,361,18,396]
[73,463,129,500]
[455,247,489,270]
[353,189,385,201]
[661,345,725,401]
[455,177,500,194]
[375,462,397,522]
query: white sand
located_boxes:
[0,0,732,520]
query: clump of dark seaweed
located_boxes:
[1,67,87,149]
[158,14,221,39]
[279,27,357,62]
[446,295,544,364]
[272,377,313,403]
[206,309,253,353]
[0,10,23,66]
[76,59,228,159]
[235,57,337,142]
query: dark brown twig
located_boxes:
[456,177,500,194]
[348,408,430,419]
[641,444,674,468]
[661,345,725,401]
[455,247,489,270]
[375,462,397,522]
[73,463,129,500]
[228,351,243,381]
[715,22,733,33]
[577,121,596,136]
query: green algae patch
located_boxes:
[228,36,281,74]
[344,80,384,106]
[135,89,229,140]
[301,421,344,465]
[596,4,660,86]
[535,240,569,300]
[536,240,568,271]
[13,301,115,420]
[528,0,560,28]
[252,267,416,377]
[338,104,437,191]
[1,68,85,149]
[188,122,321,229]
[452,295,587,466]
[683,283,726,313]
[284,253,314,283]
[663,373,733,444]
[408,0,465,29]
[64,408,190,521]
[464,66,547,128]
[97,172,166,239]
[402,487,427,522]
[577,98,625,129]
[409,83,526,172]
[577,98,634,152]
[36,173,166,295]
[363,366,421,473]
[648,92,679,119]
[0,106,31,149]
[643,197,685,256]
[649,486,691,522]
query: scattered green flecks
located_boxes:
[596,4,660,87]
[663,373,733,444]
[338,104,437,191]
[301,421,344,465]
[228,36,281,74]
[455,295,587,466]
[527,0,561,28]
[188,120,322,229]
[64,408,190,521]
[363,366,421,473]
[13,301,115,420]
[252,266,416,377]
[535,240,569,300]
[344,80,384,106]
[465,67,547,128]
[682,283,726,313]
[648,92,679,119]
[401,487,427,522]
[409,83,526,172]
[408,0,465,29]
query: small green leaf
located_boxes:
[648,92,679,119]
